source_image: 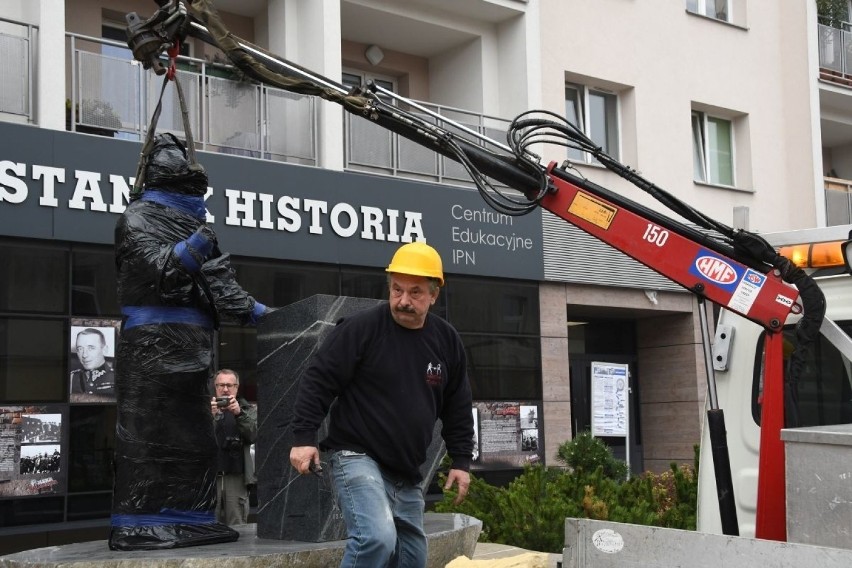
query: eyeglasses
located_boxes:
[215,383,238,389]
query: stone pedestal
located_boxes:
[256,295,447,542]
[0,514,482,567]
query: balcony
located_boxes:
[66,33,318,166]
[0,15,514,189]
[818,21,852,85]
[0,16,35,123]
[344,100,510,186]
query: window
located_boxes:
[72,249,120,316]
[565,83,619,164]
[447,277,539,335]
[463,335,541,400]
[686,0,730,22]
[692,111,734,186]
[753,322,852,427]
[0,318,66,402]
[0,241,68,314]
[342,71,396,101]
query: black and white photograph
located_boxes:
[69,319,120,403]
[21,413,61,443]
[20,444,61,475]
[520,405,538,429]
[521,428,539,452]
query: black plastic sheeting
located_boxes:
[110,133,267,551]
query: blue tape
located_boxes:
[141,190,207,220]
[251,301,267,325]
[174,240,201,273]
[111,509,216,527]
[121,306,213,330]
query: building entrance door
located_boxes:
[568,319,643,473]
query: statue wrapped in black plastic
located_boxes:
[110,133,268,551]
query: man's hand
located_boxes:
[223,396,240,415]
[444,468,470,505]
[290,446,320,475]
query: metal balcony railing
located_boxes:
[825,176,852,225]
[0,17,512,186]
[818,22,852,77]
[344,101,511,186]
[0,17,36,121]
[66,33,318,166]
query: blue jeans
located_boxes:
[330,450,427,568]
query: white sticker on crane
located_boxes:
[727,268,766,314]
[591,528,624,554]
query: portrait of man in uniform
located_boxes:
[69,323,117,402]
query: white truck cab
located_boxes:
[697,225,852,537]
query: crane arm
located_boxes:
[124,0,825,356]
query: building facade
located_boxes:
[0,0,840,552]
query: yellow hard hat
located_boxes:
[385,242,444,286]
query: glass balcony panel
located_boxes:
[77,50,140,133]
[145,69,201,141]
[398,112,438,176]
[441,119,481,182]
[207,75,260,157]
[845,29,852,76]
[265,87,316,164]
[347,113,393,169]
[819,23,844,73]
[0,33,29,116]
[825,186,852,225]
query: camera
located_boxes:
[215,397,230,408]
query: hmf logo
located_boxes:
[694,256,737,284]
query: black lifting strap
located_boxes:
[130,48,201,200]
[129,47,221,332]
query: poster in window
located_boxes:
[0,406,66,497]
[471,401,541,470]
[69,318,120,403]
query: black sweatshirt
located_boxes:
[291,303,474,482]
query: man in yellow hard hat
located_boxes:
[289,241,474,568]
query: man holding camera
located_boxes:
[210,369,257,526]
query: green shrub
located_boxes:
[556,430,629,481]
[436,436,699,553]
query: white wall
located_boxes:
[537,0,820,233]
[430,38,484,113]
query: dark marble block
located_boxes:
[256,295,447,542]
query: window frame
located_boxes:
[564,82,620,165]
[692,110,735,187]
[686,0,731,23]
[341,69,397,102]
